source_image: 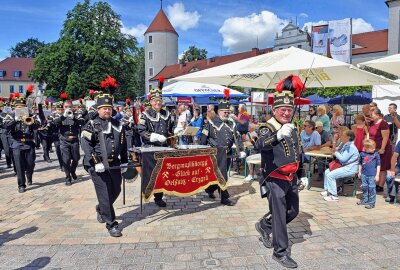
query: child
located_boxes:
[352,114,369,152]
[357,139,380,209]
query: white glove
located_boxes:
[120,163,128,174]
[277,124,294,140]
[150,133,167,143]
[95,163,105,173]
[239,151,247,159]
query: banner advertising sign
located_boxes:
[328,18,352,63]
[177,97,192,104]
[312,27,329,55]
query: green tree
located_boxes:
[181,45,208,63]
[10,38,47,58]
[29,0,143,100]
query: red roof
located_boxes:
[352,29,388,55]
[150,47,273,81]
[145,9,178,36]
[0,57,34,81]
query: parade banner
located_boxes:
[141,147,227,200]
[328,18,352,63]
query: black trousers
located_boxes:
[126,134,134,151]
[39,135,52,160]
[53,139,63,169]
[89,161,122,227]
[204,158,230,201]
[34,130,40,148]
[12,144,36,188]
[0,133,12,166]
[260,177,299,257]
[60,140,80,177]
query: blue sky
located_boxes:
[0,0,389,60]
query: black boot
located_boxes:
[107,222,122,237]
[272,254,298,268]
[71,171,77,181]
[255,222,272,248]
[155,199,167,207]
[65,176,72,186]
[26,174,33,186]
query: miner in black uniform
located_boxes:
[3,88,39,193]
[37,101,54,163]
[137,77,173,207]
[51,102,64,171]
[0,99,13,169]
[199,93,246,206]
[81,76,127,237]
[52,93,85,185]
[255,75,303,269]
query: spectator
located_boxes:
[300,120,321,162]
[321,130,359,202]
[369,108,392,192]
[325,104,332,119]
[362,104,372,126]
[352,114,369,152]
[174,104,188,145]
[190,108,203,143]
[357,139,380,209]
[330,105,345,135]
[316,105,330,132]
[384,103,400,145]
[305,106,318,122]
[315,121,332,181]
[185,104,192,121]
[231,104,250,136]
[386,140,400,203]
[369,102,378,113]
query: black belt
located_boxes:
[18,138,33,143]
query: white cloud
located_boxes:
[166,2,201,31]
[302,18,374,34]
[219,11,288,52]
[352,18,374,34]
[298,13,309,19]
[121,23,147,43]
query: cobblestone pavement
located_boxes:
[1,149,400,269]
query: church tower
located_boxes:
[387,0,400,55]
[144,8,179,93]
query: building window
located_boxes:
[19,85,24,93]
[0,70,5,77]
[149,84,153,90]
[0,85,2,94]
[149,35,153,44]
[149,67,154,77]
[9,85,14,93]
[297,45,302,49]
[13,71,21,77]
[149,51,153,60]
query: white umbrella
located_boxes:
[172,47,396,88]
[162,81,247,98]
[359,54,400,77]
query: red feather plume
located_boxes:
[1,97,5,101]
[100,75,119,94]
[140,105,145,112]
[223,89,230,99]
[275,79,285,93]
[14,92,20,98]
[9,94,14,99]
[125,98,131,105]
[45,99,49,104]
[27,84,34,92]
[158,76,164,89]
[291,75,305,97]
[147,94,151,100]
[89,89,95,95]
[133,107,139,124]
[60,92,68,100]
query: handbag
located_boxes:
[329,159,342,171]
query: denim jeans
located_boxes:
[324,165,358,196]
[361,174,376,205]
[386,168,400,199]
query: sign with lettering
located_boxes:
[142,148,227,200]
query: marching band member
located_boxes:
[51,102,64,171]
[199,90,246,206]
[0,96,13,169]
[81,76,127,237]
[52,93,85,186]
[255,75,303,269]
[137,77,173,207]
[3,87,39,193]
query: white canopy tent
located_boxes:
[172,47,396,88]
[360,54,400,77]
[372,80,400,115]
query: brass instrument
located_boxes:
[65,109,74,118]
[22,116,34,126]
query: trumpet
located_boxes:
[65,109,74,118]
[23,116,34,126]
